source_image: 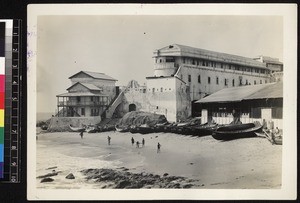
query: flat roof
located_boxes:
[155,44,269,69]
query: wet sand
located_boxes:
[36,130,282,189]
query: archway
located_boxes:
[129,103,136,112]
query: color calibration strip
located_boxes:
[0,19,21,183]
[0,22,5,178]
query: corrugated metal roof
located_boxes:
[69,71,117,81]
[56,92,108,97]
[157,44,268,69]
[245,81,282,100]
[196,82,282,103]
[80,83,101,91]
[66,82,101,91]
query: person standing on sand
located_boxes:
[80,131,83,139]
[157,142,161,153]
[136,141,140,148]
[142,138,145,147]
[131,137,135,146]
[107,136,111,145]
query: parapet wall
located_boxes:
[48,116,101,132]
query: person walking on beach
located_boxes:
[131,137,135,146]
[107,136,111,145]
[142,138,145,147]
[136,141,140,148]
[157,142,161,153]
[80,131,83,139]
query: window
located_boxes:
[208,77,211,84]
[159,59,162,63]
[224,78,228,86]
[188,75,191,82]
[265,80,268,84]
[205,61,209,66]
[239,78,243,86]
[232,79,235,86]
[192,59,195,65]
[81,108,85,116]
[198,75,201,83]
[229,65,231,69]
[221,63,223,69]
[254,80,256,85]
[272,107,283,119]
[166,58,174,63]
[216,77,219,85]
[245,79,248,85]
[152,88,155,92]
[202,61,205,66]
[77,96,81,102]
[260,80,262,84]
[183,58,186,63]
[161,87,163,92]
[251,107,261,118]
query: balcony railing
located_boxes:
[58,101,108,107]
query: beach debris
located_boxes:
[81,168,196,189]
[183,184,193,188]
[46,166,57,170]
[65,173,75,179]
[40,177,54,183]
[37,171,59,179]
[189,163,194,165]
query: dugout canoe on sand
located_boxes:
[69,124,86,132]
[212,122,263,140]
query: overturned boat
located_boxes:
[115,125,130,132]
[212,122,262,140]
[69,124,86,132]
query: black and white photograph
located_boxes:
[27,4,297,200]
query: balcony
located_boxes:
[58,101,108,107]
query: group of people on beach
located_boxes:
[79,132,161,152]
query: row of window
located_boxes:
[186,74,267,86]
[150,87,172,92]
[156,57,270,74]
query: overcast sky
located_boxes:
[36,15,283,114]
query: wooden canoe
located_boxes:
[212,122,262,140]
[69,124,86,132]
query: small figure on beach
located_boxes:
[131,137,135,146]
[157,142,161,153]
[107,136,111,145]
[80,131,83,139]
[136,141,140,148]
[142,138,145,147]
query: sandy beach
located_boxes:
[36,130,282,189]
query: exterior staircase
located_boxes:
[101,91,124,119]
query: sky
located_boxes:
[36,15,283,114]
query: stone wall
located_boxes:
[47,116,101,132]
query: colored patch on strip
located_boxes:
[0,110,3,127]
[0,128,3,144]
[0,144,3,162]
[0,75,4,92]
[0,92,3,109]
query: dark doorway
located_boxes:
[191,100,201,117]
[129,104,136,112]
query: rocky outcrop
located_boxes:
[81,168,198,189]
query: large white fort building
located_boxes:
[145,44,283,122]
